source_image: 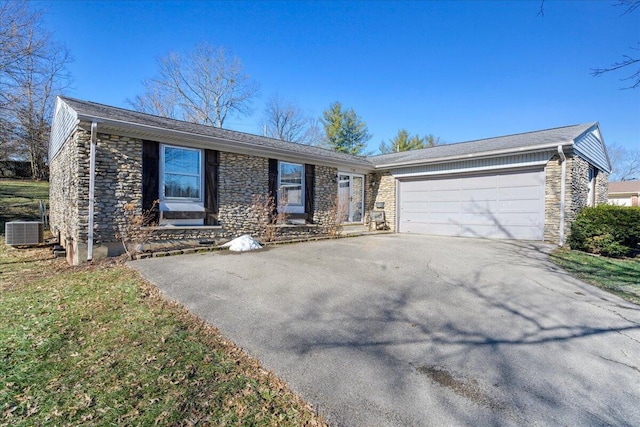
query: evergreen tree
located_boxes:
[379,129,440,154]
[321,101,372,155]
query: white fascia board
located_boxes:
[76,116,373,171]
[373,140,574,170]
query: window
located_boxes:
[279,161,304,213]
[161,145,202,200]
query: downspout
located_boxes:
[557,145,567,246]
[88,122,97,261]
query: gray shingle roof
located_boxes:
[59,96,597,170]
[60,96,372,167]
[369,123,596,167]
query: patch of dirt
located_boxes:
[417,365,505,411]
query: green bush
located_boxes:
[568,204,640,258]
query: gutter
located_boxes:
[75,115,373,171]
[87,122,97,261]
[373,140,574,170]
[557,145,567,246]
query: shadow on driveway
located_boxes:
[130,234,640,427]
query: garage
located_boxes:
[398,169,545,240]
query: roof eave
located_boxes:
[76,114,374,171]
[372,140,573,170]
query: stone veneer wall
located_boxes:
[544,153,565,244]
[366,172,396,231]
[50,126,147,263]
[51,128,343,263]
[570,155,608,214]
[92,133,144,245]
[49,127,84,263]
[313,165,338,226]
[570,155,591,221]
[218,152,269,237]
[595,168,609,205]
[545,150,609,245]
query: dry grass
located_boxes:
[0,244,326,426]
[0,179,325,426]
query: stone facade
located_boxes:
[49,128,85,264]
[49,126,146,263]
[314,165,339,225]
[93,133,144,245]
[218,152,269,237]
[544,153,565,244]
[595,166,609,205]
[366,172,396,231]
[544,150,609,245]
[50,128,343,264]
[51,125,610,264]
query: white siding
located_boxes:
[49,98,78,161]
[389,151,555,178]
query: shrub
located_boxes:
[250,194,289,242]
[116,200,158,259]
[568,204,640,257]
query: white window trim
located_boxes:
[159,144,205,226]
[160,144,204,203]
[278,161,305,214]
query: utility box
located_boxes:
[5,221,44,246]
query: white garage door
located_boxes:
[398,169,545,240]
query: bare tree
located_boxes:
[607,143,640,181]
[262,94,320,145]
[0,1,44,108]
[13,38,71,178]
[0,1,72,178]
[129,43,260,127]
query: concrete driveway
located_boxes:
[130,234,640,426]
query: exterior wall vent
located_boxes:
[5,221,44,246]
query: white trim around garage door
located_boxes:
[397,167,546,240]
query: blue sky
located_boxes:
[38,0,639,153]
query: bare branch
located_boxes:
[130,43,259,128]
[606,143,640,181]
[0,0,73,177]
[614,0,640,15]
[537,0,545,17]
[591,52,640,89]
[262,94,320,145]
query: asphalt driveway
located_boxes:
[130,234,640,426]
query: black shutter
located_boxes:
[204,149,219,225]
[142,140,159,222]
[268,158,279,204]
[305,164,315,223]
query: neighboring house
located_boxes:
[608,180,640,206]
[49,97,611,264]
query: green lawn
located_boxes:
[0,245,326,426]
[0,179,49,234]
[550,249,640,305]
[0,180,325,426]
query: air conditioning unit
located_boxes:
[5,221,44,246]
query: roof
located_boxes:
[609,180,640,194]
[51,96,606,173]
[55,96,372,170]
[369,123,597,168]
